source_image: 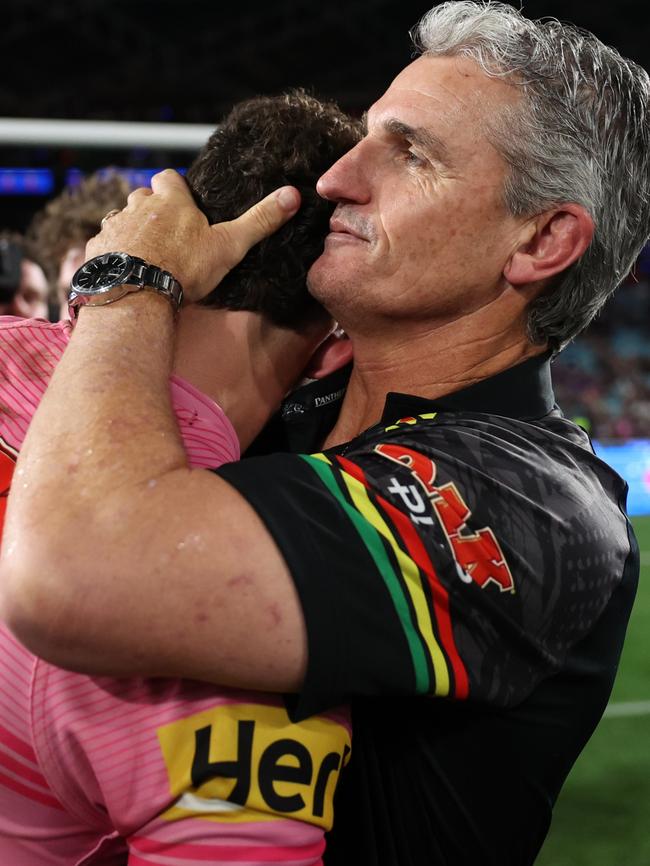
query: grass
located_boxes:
[535,516,650,866]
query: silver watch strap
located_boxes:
[131,259,184,311]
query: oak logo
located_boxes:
[157,702,351,828]
[376,442,515,593]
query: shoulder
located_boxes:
[0,316,70,375]
[0,317,71,450]
[351,409,630,564]
[346,408,625,514]
[0,315,71,339]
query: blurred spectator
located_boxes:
[0,232,49,319]
[553,258,650,440]
[27,171,131,320]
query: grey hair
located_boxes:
[412,1,650,350]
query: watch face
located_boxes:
[73,253,132,293]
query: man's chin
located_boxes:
[307,248,371,327]
[306,254,329,299]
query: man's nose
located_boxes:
[316,141,370,205]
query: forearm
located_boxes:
[43,294,181,484]
[23,292,181,500]
[0,294,187,656]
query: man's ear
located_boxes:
[303,331,353,379]
[505,204,594,288]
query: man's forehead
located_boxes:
[367,55,512,127]
[363,55,519,170]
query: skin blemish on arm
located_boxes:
[226,574,254,590]
[266,602,283,628]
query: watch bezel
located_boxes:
[70,252,136,297]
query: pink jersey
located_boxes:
[0,317,351,866]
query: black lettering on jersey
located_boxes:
[189,719,350,817]
[313,744,349,817]
[259,738,312,811]
[192,720,253,803]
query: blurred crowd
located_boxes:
[1,170,648,442]
[0,172,130,323]
[552,258,650,440]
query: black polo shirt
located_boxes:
[217,354,638,866]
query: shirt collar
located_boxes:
[246,353,555,457]
[380,352,555,424]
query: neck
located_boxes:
[173,305,327,451]
[323,296,546,448]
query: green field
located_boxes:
[536,516,650,866]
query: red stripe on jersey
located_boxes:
[0,768,64,811]
[0,746,51,791]
[336,455,469,699]
[0,723,38,764]
[131,834,326,862]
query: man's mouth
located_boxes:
[327,217,369,243]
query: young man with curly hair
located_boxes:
[0,91,359,865]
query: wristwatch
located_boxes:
[68,252,183,320]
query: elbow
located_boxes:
[0,543,79,666]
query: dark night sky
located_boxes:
[2,0,648,122]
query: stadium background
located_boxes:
[1,1,648,862]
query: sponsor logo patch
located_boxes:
[157,702,351,828]
[376,442,515,593]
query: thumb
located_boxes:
[211,186,301,275]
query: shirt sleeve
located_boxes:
[215,416,632,720]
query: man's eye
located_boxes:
[404,149,426,167]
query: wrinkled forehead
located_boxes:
[367,54,517,144]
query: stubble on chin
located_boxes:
[305,260,344,320]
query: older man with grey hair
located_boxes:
[2,3,649,864]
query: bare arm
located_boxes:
[0,172,309,691]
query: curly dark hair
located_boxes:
[187,90,362,329]
[26,172,131,286]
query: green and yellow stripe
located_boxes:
[302,453,450,695]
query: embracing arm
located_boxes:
[0,173,308,691]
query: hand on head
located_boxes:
[85,169,301,304]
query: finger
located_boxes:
[215,186,300,268]
[150,168,192,200]
[126,187,153,206]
